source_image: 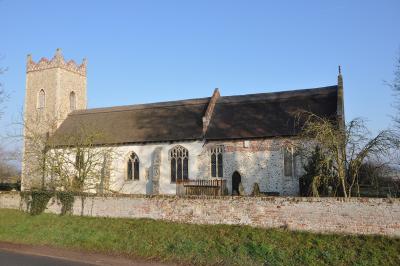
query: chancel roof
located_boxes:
[50,85,339,146]
[206,86,338,140]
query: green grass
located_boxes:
[0,209,399,265]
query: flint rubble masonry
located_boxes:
[1,192,399,237]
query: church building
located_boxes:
[21,49,344,196]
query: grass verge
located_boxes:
[0,209,399,265]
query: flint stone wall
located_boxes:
[108,138,305,196]
[1,192,399,237]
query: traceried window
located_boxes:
[38,89,45,109]
[70,91,76,111]
[283,146,293,177]
[170,145,189,183]
[127,152,139,180]
[210,145,224,178]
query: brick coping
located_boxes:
[1,191,398,203]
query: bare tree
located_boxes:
[0,145,20,183]
[44,124,117,193]
[20,109,58,189]
[298,112,393,197]
[0,57,8,119]
[0,57,18,187]
[385,49,400,185]
[390,50,400,130]
[19,109,118,193]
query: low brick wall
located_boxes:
[1,192,399,237]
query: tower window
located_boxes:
[127,152,139,181]
[210,145,224,178]
[70,91,76,111]
[38,89,45,109]
[169,145,189,183]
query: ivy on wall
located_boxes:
[20,190,75,216]
[56,191,75,215]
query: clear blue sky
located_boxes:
[1,0,400,147]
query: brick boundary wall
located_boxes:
[1,192,399,237]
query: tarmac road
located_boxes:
[0,249,93,266]
[0,242,171,266]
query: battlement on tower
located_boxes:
[26,48,86,76]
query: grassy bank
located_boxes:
[0,209,399,265]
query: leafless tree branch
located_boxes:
[296,111,393,197]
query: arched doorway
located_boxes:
[232,171,241,195]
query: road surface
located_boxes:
[0,249,93,266]
[0,242,171,266]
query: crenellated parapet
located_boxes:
[26,48,86,76]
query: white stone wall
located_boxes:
[0,192,21,209]
[107,137,305,196]
[206,138,304,196]
[109,141,206,195]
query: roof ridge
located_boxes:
[69,85,337,116]
[222,85,337,98]
[71,97,211,115]
[218,85,337,104]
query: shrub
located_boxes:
[251,183,261,196]
[238,182,245,196]
[300,146,336,197]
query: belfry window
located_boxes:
[210,145,224,178]
[38,89,45,109]
[170,145,189,183]
[70,91,76,111]
[127,152,139,180]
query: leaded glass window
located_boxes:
[210,145,224,178]
[75,150,84,170]
[169,145,189,183]
[211,153,216,177]
[171,158,176,183]
[284,146,293,177]
[127,152,139,180]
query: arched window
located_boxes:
[38,89,45,109]
[283,146,293,177]
[127,152,139,180]
[70,91,76,111]
[75,150,84,170]
[210,145,224,178]
[170,145,189,183]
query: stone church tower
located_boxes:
[21,49,87,190]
